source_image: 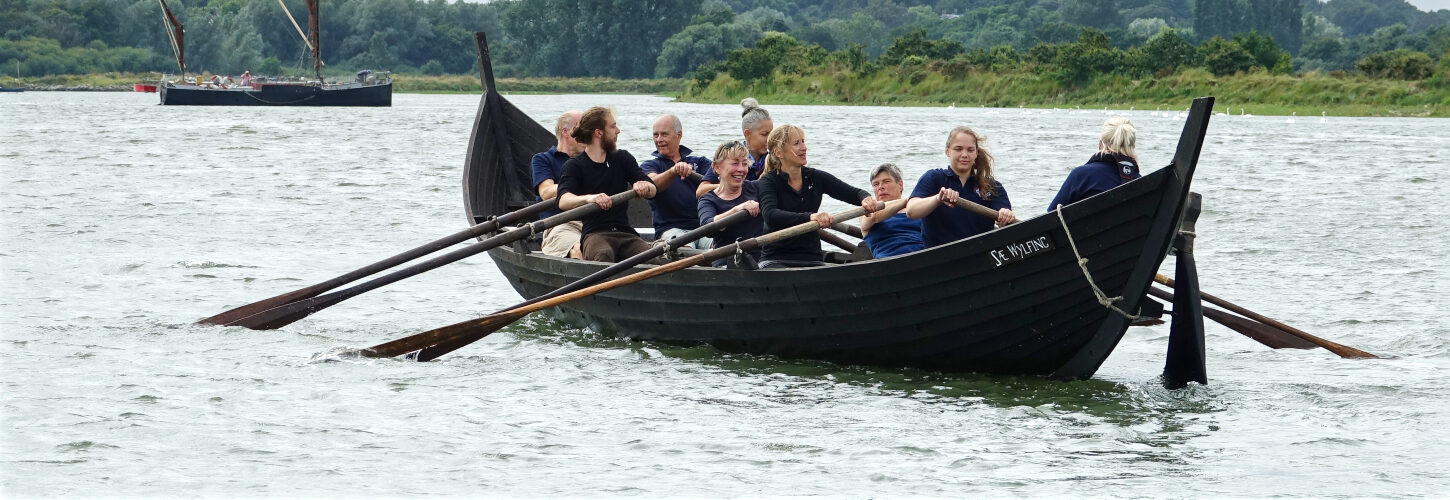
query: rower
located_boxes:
[530,110,586,259]
[905,126,1016,247]
[640,114,712,249]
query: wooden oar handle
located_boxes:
[952,198,1005,221]
[829,222,863,239]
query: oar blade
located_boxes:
[221,293,344,330]
[354,309,529,359]
[1201,306,1318,350]
[196,288,321,326]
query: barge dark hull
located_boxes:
[158,81,391,106]
[461,36,1211,380]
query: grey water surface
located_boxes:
[2,92,1448,498]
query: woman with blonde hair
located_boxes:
[697,140,763,267]
[756,123,878,268]
[1046,116,1141,211]
[905,126,1015,248]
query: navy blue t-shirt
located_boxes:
[1046,152,1141,211]
[529,146,572,219]
[863,212,925,258]
[557,149,650,237]
[909,168,1011,247]
[697,181,764,266]
[639,145,712,234]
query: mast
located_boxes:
[306,0,322,81]
[157,0,185,75]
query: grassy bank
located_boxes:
[7,70,1445,117]
[680,66,1449,117]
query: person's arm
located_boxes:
[905,173,944,219]
[819,171,872,208]
[537,179,559,200]
[531,153,559,200]
[698,196,720,226]
[648,161,693,190]
[860,198,909,235]
[623,154,658,200]
[556,160,608,210]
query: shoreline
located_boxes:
[9,78,1443,118]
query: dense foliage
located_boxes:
[1,0,1446,85]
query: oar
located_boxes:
[222,189,644,330]
[947,198,1357,353]
[196,198,556,326]
[1146,286,1316,349]
[350,205,874,360]
[1154,274,1378,359]
[410,210,756,361]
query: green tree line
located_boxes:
[1,0,1446,82]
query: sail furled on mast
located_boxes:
[157,0,185,74]
[306,0,322,80]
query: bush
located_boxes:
[1199,36,1254,76]
[1356,48,1436,80]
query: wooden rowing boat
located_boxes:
[460,33,1213,380]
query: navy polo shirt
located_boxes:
[703,151,765,184]
[529,146,572,219]
[909,168,1011,247]
[863,212,925,258]
[1047,152,1141,211]
[639,145,712,234]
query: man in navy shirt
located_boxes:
[556,107,661,263]
[530,109,584,258]
[906,126,1016,247]
[640,114,712,248]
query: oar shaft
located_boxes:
[1155,274,1377,359]
[362,207,866,359]
[198,197,557,325]
[225,191,638,329]
[410,210,756,361]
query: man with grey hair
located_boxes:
[640,114,713,248]
[531,109,585,258]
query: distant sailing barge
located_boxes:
[154,0,390,107]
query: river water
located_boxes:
[2,91,1447,498]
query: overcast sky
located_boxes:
[1406,0,1450,11]
[453,0,1449,13]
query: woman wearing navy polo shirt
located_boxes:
[905,126,1016,247]
[1046,117,1141,211]
[756,124,878,268]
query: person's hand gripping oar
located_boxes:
[347,202,879,360]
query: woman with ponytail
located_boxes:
[756,124,878,268]
[1046,117,1142,211]
[905,126,1016,248]
[699,97,774,196]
